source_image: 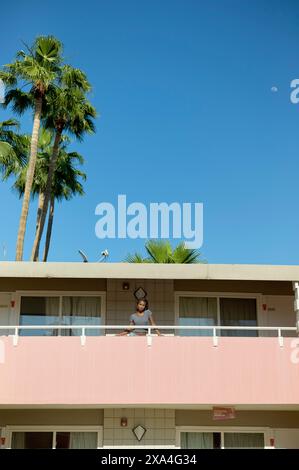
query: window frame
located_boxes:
[15,291,106,334]
[176,425,271,449]
[175,291,263,335]
[5,425,103,449]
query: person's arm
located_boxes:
[149,313,161,336]
[127,319,135,332]
[116,319,135,336]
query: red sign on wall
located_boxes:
[212,407,236,420]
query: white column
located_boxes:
[292,282,299,334]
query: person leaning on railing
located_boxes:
[117,298,161,336]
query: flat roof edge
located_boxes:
[0,262,298,282]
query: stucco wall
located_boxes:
[0,409,104,426]
[174,280,293,295]
[258,295,296,336]
[106,279,174,332]
[0,278,106,291]
[103,408,175,448]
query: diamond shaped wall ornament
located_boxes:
[133,425,146,441]
[134,287,147,301]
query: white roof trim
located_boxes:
[0,262,298,281]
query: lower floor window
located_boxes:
[181,431,264,449]
[11,431,98,449]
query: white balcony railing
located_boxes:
[0,324,297,347]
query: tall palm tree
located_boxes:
[42,150,86,261]
[1,127,86,261]
[0,36,63,260]
[31,65,96,261]
[125,240,203,263]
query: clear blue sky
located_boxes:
[0,0,299,264]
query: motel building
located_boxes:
[0,261,299,450]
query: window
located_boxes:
[180,430,265,449]
[181,432,221,449]
[178,295,257,337]
[19,294,104,336]
[223,432,264,448]
[20,297,60,336]
[62,296,102,336]
[11,432,53,449]
[179,297,217,336]
[9,429,101,449]
[56,432,97,449]
[220,298,257,337]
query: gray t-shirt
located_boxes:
[129,309,152,333]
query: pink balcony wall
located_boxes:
[0,336,299,405]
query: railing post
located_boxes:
[213,327,218,347]
[278,328,283,347]
[13,327,19,346]
[80,327,86,346]
[147,327,152,347]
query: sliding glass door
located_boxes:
[181,432,220,449]
[178,297,217,336]
[19,294,103,336]
[62,296,102,336]
[10,431,99,449]
[181,431,264,449]
[220,298,257,337]
[11,432,53,449]
[223,432,264,448]
[20,296,60,336]
[178,295,258,337]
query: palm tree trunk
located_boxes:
[42,195,55,262]
[35,192,45,232]
[15,96,43,261]
[33,192,45,262]
[31,129,61,261]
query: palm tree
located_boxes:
[0,119,28,176]
[124,240,203,263]
[0,119,17,161]
[0,36,63,260]
[0,141,14,158]
[1,127,86,261]
[31,65,96,261]
[43,151,85,261]
[0,118,20,143]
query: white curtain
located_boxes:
[45,297,60,336]
[179,297,217,336]
[181,432,214,449]
[224,432,264,448]
[11,432,25,449]
[69,432,98,449]
[62,297,102,336]
[45,297,60,317]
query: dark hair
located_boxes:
[137,298,149,310]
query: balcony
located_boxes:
[0,324,298,407]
